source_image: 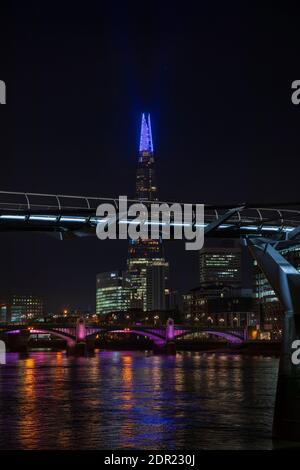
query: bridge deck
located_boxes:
[1,191,300,239]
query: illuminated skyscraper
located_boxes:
[127,113,168,311]
[135,113,156,201]
[96,270,131,317]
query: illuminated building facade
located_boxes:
[0,302,8,323]
[10,295,43,322]
[146,261,169,311]
[199,246,242,286]
[182,284,253,327]
[96,270,131,316]
[127,113,169,311]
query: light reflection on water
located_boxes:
[0,351,278,449]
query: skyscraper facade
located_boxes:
[146,261,169,311]
[127,113,169,311]
[96,270,131,317]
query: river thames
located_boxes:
[0,351,278,450]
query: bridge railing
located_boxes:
[1,191,300,230]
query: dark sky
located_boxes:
[1,2,300,312]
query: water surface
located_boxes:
[0,351,278,449]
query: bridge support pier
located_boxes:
[273,312,300,440]
[153,319,177,354]
[18,331,30,352]
[152,341,176,355]
[247,238,300,441]
[66,317,94,356]
[165,341,176,354]
[66,341,95,356]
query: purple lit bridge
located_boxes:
[0,318,247,351]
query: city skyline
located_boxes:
[2,1,300,453]
[2,4,300,314]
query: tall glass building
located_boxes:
[96,270,131,317]
[127,113,169,311]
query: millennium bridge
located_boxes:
[1,190,300,239]
[2,190,300,441]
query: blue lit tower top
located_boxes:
[139,113,153,153]
[128,113,165,312]
[136,113,157,200]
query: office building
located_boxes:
[183,283,253,327]
[199,246,242,286]
[10,295,43,322]
[96,270,131,317]
[146,261,169,311]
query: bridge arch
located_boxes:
[0,328,76,347]
[174,330,244,344]
[86,328,166,346]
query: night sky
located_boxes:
[1,2,300,312]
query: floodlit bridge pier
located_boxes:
[2,191,300,440]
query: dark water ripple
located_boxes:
[0,351,278,449]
